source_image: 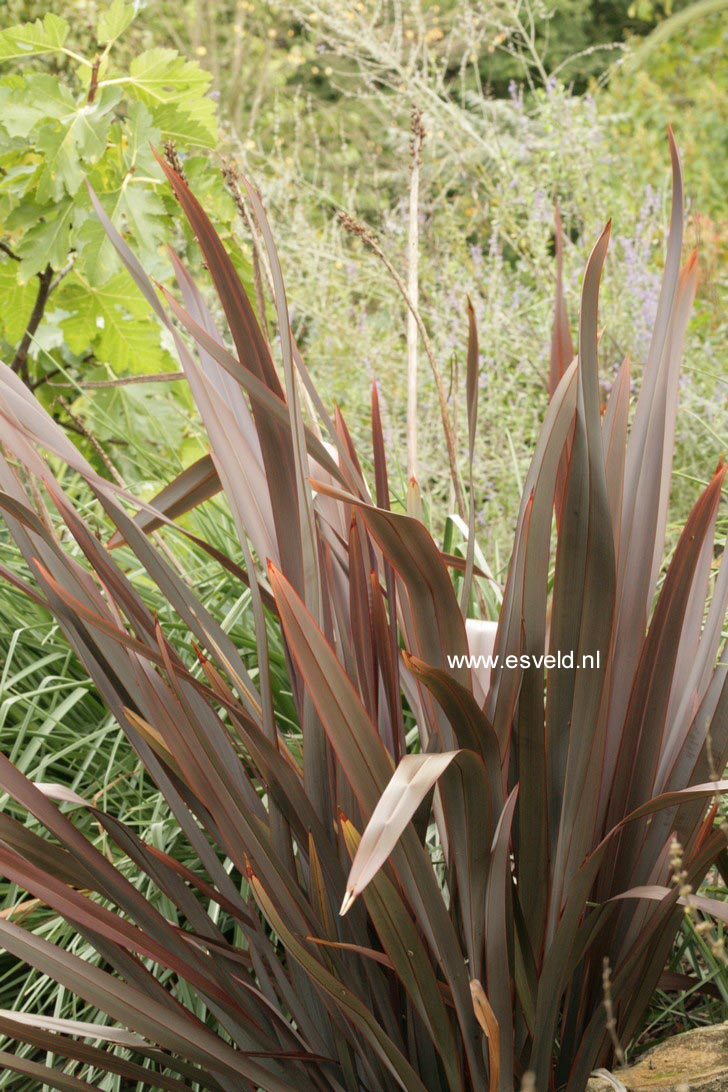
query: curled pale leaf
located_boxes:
[341,751,480,915]
[611,885,728,925]
[33,784,90,809]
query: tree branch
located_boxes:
[87,56,101,104]
[11,265,54,384]
[10,256,75,385]
[0,241,21,263]
[30,367,62,392]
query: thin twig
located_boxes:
[339,209,466,517]
[602,956,625,1067]
[50,254,76,293]
[55,396,126,488]
[406,105,425,485]
[671,822,727,967]
[47,372,184,390]
[30,368,62,392]
[0,241,20,262]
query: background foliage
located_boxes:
[3,0,724,542]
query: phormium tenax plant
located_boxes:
[0,130,725,1090]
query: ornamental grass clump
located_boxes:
[0,133,725,1091]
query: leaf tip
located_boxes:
[339,889,356,917]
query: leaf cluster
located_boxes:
[0,3,247,398]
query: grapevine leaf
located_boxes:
[121,49,217,145]
[58,270,171,372]
[0,14,69,62]
[0,262,36,344]
[126,48,212,104]
[118,182,166,248]
[75,177,167,284]
[34,87,122,201]
[0,75,77,139]
[123,101,162,173]
[17,199,74,279]
[5,197,49,233]
[151,103,217,149]
[97,0,136,45]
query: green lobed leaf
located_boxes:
[0,13,69,62]
[97,0,136,45]
[0,74,78,138]
[119,49,217,145]
[152,101,218,150]
[0,261,36,343]
[16,198,75,278]
[34,87,122,202]
[58,270,172,372]
[76,171,167,284]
